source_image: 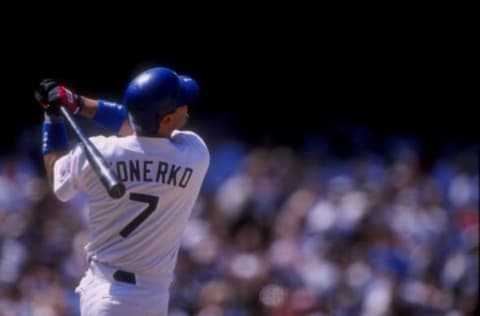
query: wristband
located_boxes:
[42,119,69,154]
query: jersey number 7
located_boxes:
[119,192,159,238]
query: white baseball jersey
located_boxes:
[53,130,209,315]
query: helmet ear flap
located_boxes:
[177,75,200,105]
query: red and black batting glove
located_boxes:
[34,79,84,114]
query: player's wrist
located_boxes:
[74,95,85,114]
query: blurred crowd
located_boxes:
[0,130,478,315]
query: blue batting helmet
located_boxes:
[123,67,199,135]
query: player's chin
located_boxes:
[175,118,188,130]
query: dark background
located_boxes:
[0,12,477,316]
[2,23,475,156]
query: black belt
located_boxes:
[113,270,136,285]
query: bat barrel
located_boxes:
[60,106,126,199]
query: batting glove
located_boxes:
[34,79,84,114]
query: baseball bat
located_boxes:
[59,106,126,199]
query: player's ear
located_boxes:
[159,114,173,127]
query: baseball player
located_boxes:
[34,67,210,315]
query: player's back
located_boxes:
[56,130,209,281]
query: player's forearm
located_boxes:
[77,98,131,135]
[41,114,70,188]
